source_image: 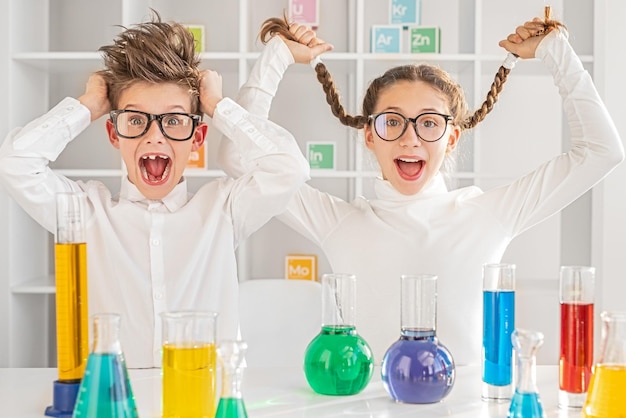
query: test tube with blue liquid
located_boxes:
[482,263,515,402]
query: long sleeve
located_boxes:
[474,29,624,236]
[0,97,91,232]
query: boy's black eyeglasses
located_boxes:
[368,111,452,142]
[109,110,201,141]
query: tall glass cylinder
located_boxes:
[559,266,595,409]
[381,274,455,404]
[46,192,89,418]
[482,263,515,402]
[73,314,138,417]
[303,273,374,395]
[508,329,546,418]
[55,192,90,382]
[582,311,626,417]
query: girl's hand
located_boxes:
[282,23,333,64]
[498,17,549,59]
[199,69,223,118]
[78,72,111,121]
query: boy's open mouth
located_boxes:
[395,157,424,180]
[140,154,171,185]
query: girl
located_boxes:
[220,14,624,365]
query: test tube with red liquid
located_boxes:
[559,265,595,409]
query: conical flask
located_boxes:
[215,340,249,418]
[381,274,455,403]
[582,311,626,417]
[304,273,374,395]
[508,329,545,418]
[72,313,138,417]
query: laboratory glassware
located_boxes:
[381,274,455,403]
[72,313,138,417]
[559,266,595,409]
[215,340,249,418]
[46,192,90,418]
[508,329,545,418]
[582,311,626,417]
[161,311,219,418]
[482,263,515,402]
[304,273,374,395]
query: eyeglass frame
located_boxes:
[368,111,453,143]
[109,109,202,142]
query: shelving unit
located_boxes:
[0,0,606,366]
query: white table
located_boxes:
[0,366,585,417]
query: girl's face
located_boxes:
[106,81,207,200]
[364,80,460,195]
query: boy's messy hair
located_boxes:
[99,10,202,114]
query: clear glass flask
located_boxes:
[46,192,90,418]
[381,274,455,404]
[559,266,595,409]
[72,313,138,417]
[582,311,626,417]
[508,329,545,418]
[304,273,374,395]
[215,340,249,418]
[482,263,515,402]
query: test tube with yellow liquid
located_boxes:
[45,192,89,418]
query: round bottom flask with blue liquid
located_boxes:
[381,274,455,404]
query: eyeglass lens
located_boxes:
[114,111,195,141]
[373,112,448,142]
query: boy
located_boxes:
[0,13,309,368]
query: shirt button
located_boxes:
[67,106,74,110]
[154,292,163,300]
[247,128,255,134]
[42,124,49,129]
[152,239,160,246]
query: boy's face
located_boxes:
[106,81,207,200]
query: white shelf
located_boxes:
[11,276,55,294]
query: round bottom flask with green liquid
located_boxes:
[303,274,374,396]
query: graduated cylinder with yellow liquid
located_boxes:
[45,192,90,418]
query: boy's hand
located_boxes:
[199,69,223,118]
[498,17,549,59]
[282,23,333,64]
[78,72,111,121]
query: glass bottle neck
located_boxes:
[92,314,122,355]
[321,325,356,335]
[221,366,245,399]
[515,354,538,393]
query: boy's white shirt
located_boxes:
[219,33,624,365]
[0,96,310,368]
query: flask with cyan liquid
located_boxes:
[215,340,249,418]
[508,329,545,418]
[73,314,138,417]
[582,311,626,417]
[304,273,374,395]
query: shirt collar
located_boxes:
[119,176,189,212]
[374,172,448,201]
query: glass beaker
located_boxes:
[215,340,249,418]
[73,313,138,417]
[508,329,545,418]
[482,263,515,402]
[559,266,595,409]
[161,311,219,418]
[582,311,626,417]
[46,192,90,418]
[303,273,374,395]
[381,274,455,404]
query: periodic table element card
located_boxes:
[307,142,335,169]
[184,24,205,53]
[409,27,441,53]
[389,0,421,25]
[371,25,402,53]
[289,0,320,27]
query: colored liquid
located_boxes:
[55,242,89,382]
[508,390,544,418]
[215,398,248,418]
[560,302,594,393]
[483,290,515,386]
[582,364,626,417]
[162,343,217,418]
[73,353,138,417]
[381,332,455,404]
[303,326,374,395]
